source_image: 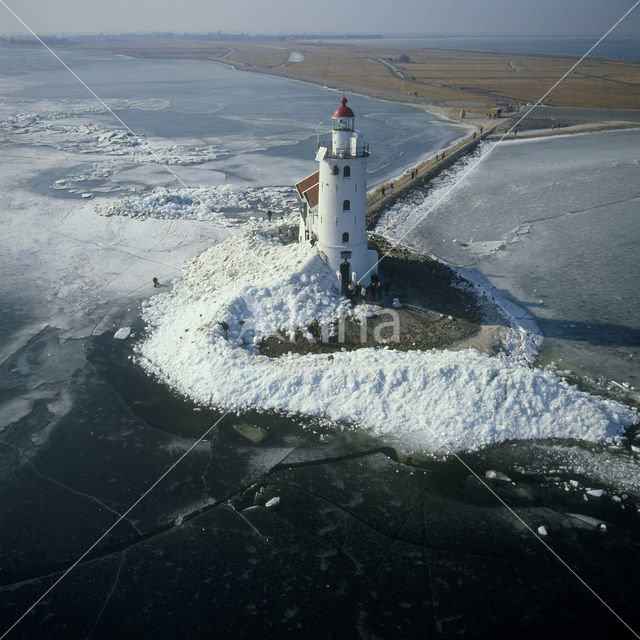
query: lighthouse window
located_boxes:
[343,199,350,211]
[342,232,350,243]
[332,165,339,175]
[343,166,351,177]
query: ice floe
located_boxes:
[1,106,227,166]
[114,327,132,340]
[100,185,300,224]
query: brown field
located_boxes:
[72,39,640,111]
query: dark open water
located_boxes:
[1,324,638,638]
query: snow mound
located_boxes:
[139,231,350,346]
[136,232,637,454]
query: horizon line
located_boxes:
[2,30,640,39]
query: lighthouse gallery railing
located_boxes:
[316,135,369,159]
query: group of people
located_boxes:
[347,274,391,304]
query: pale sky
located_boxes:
[1,0,639,37]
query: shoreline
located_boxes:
[63,39,640,109]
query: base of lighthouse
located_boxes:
[319,244,379,292]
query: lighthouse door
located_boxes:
[339,260,351,296]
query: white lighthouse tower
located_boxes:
[296,96,378,292]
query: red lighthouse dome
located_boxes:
[332,96,354,118]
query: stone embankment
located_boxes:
[365,122,498,230]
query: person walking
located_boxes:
[217,320,229,340]
[267,209,273,222]
[152,277,159,288]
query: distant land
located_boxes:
[0,32,383,45]
[57,36,640,112]
[4,33,640,112]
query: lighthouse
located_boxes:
[296,96,378,292]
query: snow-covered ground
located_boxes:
[136,231,636,454]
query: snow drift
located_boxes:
[136,232,636,453]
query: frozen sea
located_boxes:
[1,45,639,639]
[377,131,640,403]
